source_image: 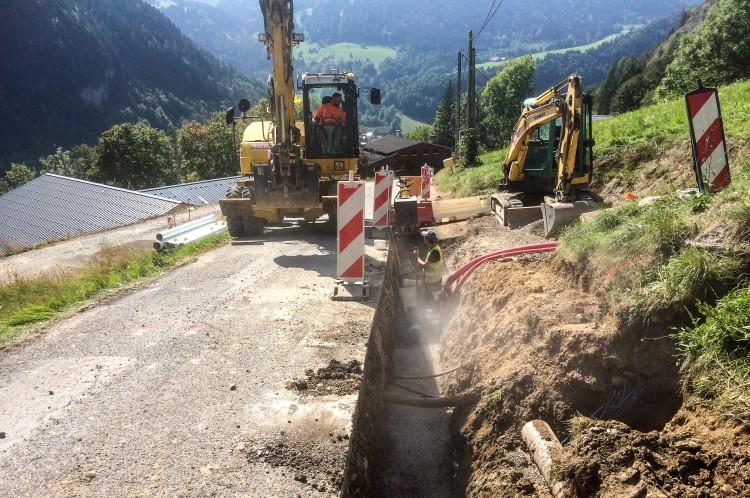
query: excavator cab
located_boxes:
[301,72,366,177]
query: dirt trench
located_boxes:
[341,234,469,497]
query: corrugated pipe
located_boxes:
[444,241,559,295]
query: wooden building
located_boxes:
[359,135,452,177]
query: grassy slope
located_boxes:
[558,79,750,414]
[0,232,229,346]
[477,27,634,70]
[297,42,397,68]
[398,113,430,134]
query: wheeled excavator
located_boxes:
[220,0,380,237]
[490,74,600,238]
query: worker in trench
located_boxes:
[413,229,445,322]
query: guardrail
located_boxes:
[153,214,227,251]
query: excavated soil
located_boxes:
[286,359,363,396]
[441,249,736,497]
[559,408,750,497]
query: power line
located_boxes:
[476,0,506,40]
[477,0,498,36]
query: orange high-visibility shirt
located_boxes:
[314,103,347,126]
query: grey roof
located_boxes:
[0,174,183,256]
[363,135,420,155]
[362,135,452,156]
[140,176,242,206]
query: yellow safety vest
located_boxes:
[424,245,444,284]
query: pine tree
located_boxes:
[431,80,455,148]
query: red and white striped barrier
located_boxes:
[337,180,365,281]
[420,164,433,200]
[686,87,731,192]
[373,170,394,228]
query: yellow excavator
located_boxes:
[490,74,600,238]
[220,0,380,237]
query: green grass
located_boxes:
[434,149,506,197]
[398,113,430,135]
[0,232,230,344]
[560,154,750,312]
[297,43,397,68]
[593,79,750,159]
[676,285,750,415]
[477,27,634,70]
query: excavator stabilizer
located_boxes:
[541,198,599,239]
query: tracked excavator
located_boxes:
[220,0,380,237]
[490,74,600,238]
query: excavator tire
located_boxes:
[226,216,245,237]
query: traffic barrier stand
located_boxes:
[371,169,394,239]
[686,85,731,192]
[333,177,369,301]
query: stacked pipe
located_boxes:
[153,214,227,251]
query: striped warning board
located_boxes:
[337,181,365,281]
[373,170,393,228]
[686,87,731,192]
[420,164,433,200]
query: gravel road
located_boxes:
[0,224,385,497]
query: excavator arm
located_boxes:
[259,0,303,179]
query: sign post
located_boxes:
[686,85,731,193]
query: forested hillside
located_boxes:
[149,0,699,129]
[0,0,263,169]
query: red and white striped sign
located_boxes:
[420,164,433,200]
[337,181,365,281]
[373,170,393,228]
[686,87,731,192]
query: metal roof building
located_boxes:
[0,174,183,256]
[140,176,241,206]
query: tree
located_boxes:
[4,163,36,190]
[95,121,178,189]
[658,0,750,98]
[478,56,535,150]
[406,125,432,142]
[39,147,75,176]
[431,80,455,149]
[177,112,239,181]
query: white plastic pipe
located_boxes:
[521,420,569,498]
[156,214,216,241]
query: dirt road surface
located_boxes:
[0,224,385,497]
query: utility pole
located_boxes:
[467,30,476,130]
[456,50,462,152]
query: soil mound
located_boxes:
[560,411,750,497]
[286,359,363,396]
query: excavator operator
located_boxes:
[313,93,347,154]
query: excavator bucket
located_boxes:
[541,199,599,238]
